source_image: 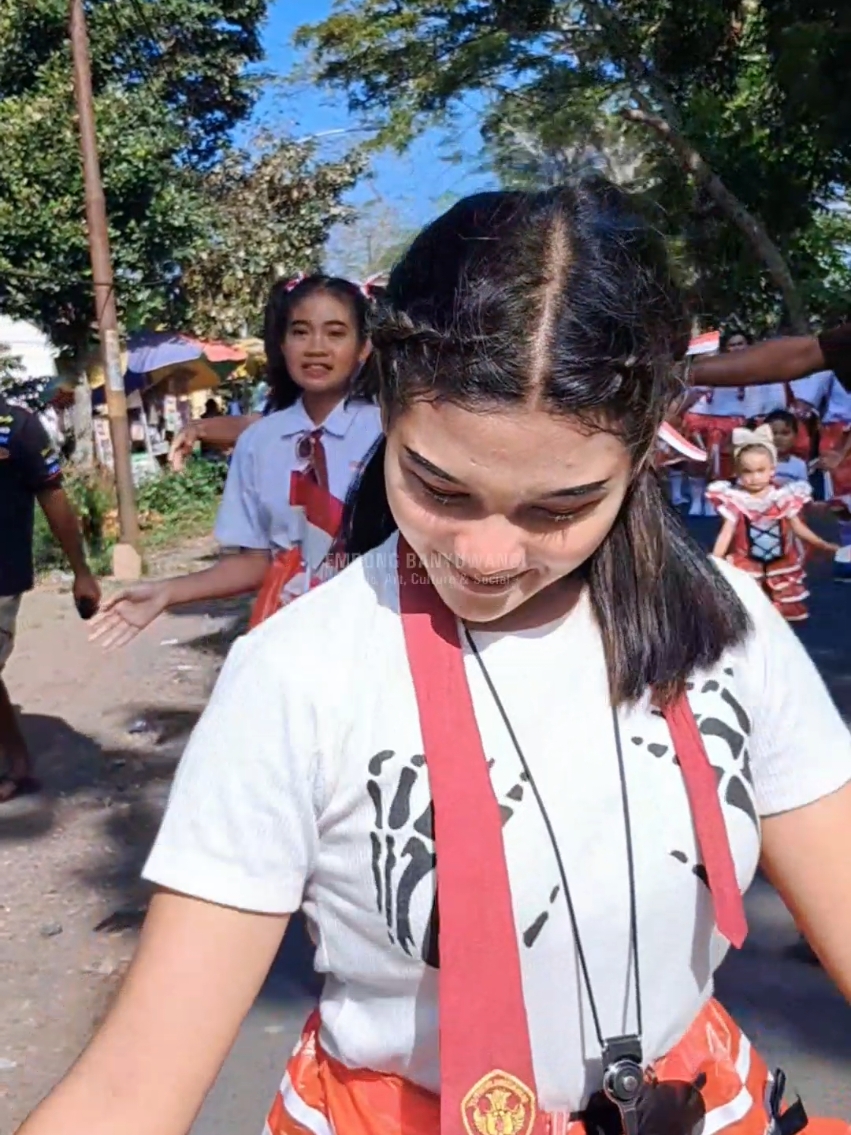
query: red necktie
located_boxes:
[296,428,329,489]
[396,539,747,1135]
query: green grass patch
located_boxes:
[34,458,228,578]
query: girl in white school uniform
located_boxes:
[90,275,381,648]
[25,186,851,1135]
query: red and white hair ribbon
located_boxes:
[284,272,306,292]
[283,271,387,299]
[658,421,707,463]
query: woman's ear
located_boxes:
[359,339,373,366]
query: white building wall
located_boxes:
[0,315,58,379]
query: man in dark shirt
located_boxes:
[0,395,101,804]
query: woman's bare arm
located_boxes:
[17,891,290,1135]
[169,415,262,470]
[761,781,851,1001]
[692,337,824,388]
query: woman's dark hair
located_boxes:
[263,274,370,411]
[341,182,751,706]
[721,326,753,351]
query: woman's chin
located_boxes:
[429,568,530,623]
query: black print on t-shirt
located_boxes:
[638,679,759,892]
[670,850,710,890]
[366,749,530,968]
[522,884,562,948]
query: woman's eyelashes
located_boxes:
[414,475,599,525]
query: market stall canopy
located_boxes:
[230,337,267,381]
[91,333,248,405]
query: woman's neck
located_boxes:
[301,389,346,427]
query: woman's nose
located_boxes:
[451,517,526,577]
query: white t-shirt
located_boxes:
[774,455,810,485]
[143,534,851,1112]
[214,398,382,555]
[822,374,851,425]
[748,372,837,420]
[687,386,761,418]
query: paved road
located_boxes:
[194,518,851,1132]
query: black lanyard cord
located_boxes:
[463,626,644,1056]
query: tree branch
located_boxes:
[621,94,807,331]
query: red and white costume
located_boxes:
[706,480,812,621]
[819,375,851,501]
[213,398,382,627]
[683,387,750,480]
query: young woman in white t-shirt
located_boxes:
[90,275,381,648]
[20,186,851,1135]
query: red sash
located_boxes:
[396,539,747,1135]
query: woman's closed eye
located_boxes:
[419,479,468,507]
[417,475,599,525]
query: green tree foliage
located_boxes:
[298,0,851,331]
[183,133,364,339]
[0,1,363,359]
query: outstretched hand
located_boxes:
[89,583,169,650]
[168,424,200,472]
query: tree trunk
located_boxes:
[620,94,808,333]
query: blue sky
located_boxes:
[250,0,495,268]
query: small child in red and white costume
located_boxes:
[682,329,769,516]
[708,424,838,622]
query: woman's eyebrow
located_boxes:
[404,447,463,484]
[542,480,609,500]
[404,447,608,499]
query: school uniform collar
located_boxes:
[276,396,362,440]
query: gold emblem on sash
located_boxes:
[462,1069,537,1135]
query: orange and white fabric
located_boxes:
[706,481,812,621]
[266,1001,847,1135]
[213,397,382,623]
[141,534,851,1131]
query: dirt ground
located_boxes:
[0,538,248,1130]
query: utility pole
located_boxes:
[69,0,142,579]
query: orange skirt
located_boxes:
[265,1001,848,1135]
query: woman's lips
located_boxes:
[445,561,529,594]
